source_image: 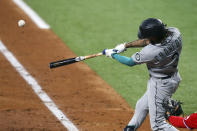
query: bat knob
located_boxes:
[49,62,57,69]
[49,63,53,69]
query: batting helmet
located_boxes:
[138,18,167,42]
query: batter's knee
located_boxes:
[135,96,148,111]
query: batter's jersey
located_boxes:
[132,27,182,78]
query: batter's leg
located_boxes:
[148,78,179,131]
[127,91,149,129]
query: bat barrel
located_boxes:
[49,57,77,69]
[49,52,102,69]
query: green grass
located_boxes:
[25,0,197,114]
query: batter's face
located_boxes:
[148,37,157,44]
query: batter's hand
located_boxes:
[102,49,117,58]
[114,43,127,53]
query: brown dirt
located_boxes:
[0,0,193,131]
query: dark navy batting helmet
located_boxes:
[138,18,167,42]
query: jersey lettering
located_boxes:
[132,27,182,78]
[155,35,182,62]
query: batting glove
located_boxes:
[102,49,117,58]
[114,42,127,53]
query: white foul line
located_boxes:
[0,40,78,131]
[13,0,50,29]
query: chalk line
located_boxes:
[0,40,78,131]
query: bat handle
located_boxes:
[84,52,103,59]
[74,52,103,62]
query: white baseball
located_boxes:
[18,20,25,27]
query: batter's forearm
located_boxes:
[112,54,136,67]
[125,39,150,48]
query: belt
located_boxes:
[150,75,171,79]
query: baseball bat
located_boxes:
[49,52,103,69]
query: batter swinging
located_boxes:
[102,18,182,131]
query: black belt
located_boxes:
[150,75,171,79]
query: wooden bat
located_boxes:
[49,52,103,69]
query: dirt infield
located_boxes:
[0,0,191,131]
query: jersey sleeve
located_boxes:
[169,116,186,128]
[131,45,156,64]
[183,113,197,129]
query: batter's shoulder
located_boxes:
[141,44,159,52]
[141,44,161,57]
[168,27,181,35]
[165,27,182,44]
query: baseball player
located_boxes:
[102,18,183,131]
[163,98,197,129]
[168,112,197,129]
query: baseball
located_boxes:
[18,19,25,27]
